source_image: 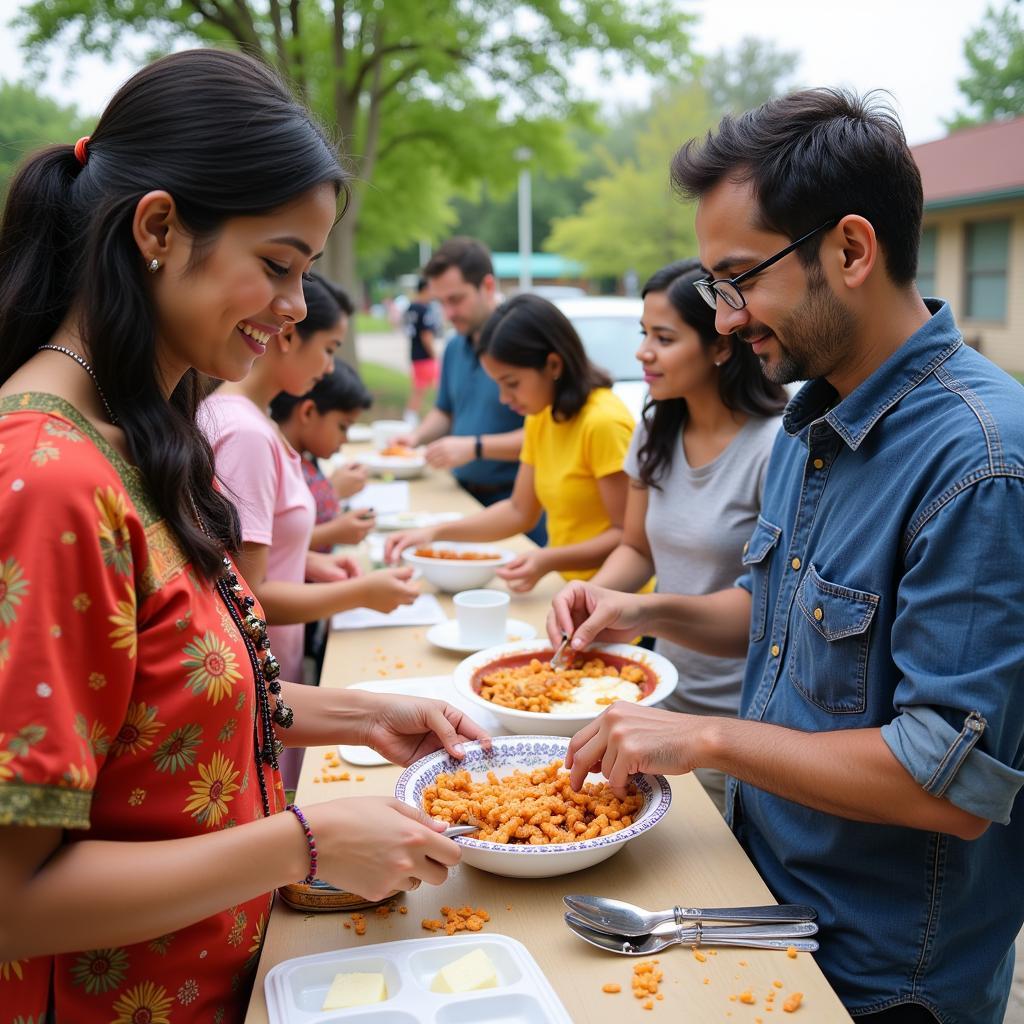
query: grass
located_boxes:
[1014,372,1024,387]
[355,312,393,334]
[359,360,436,419]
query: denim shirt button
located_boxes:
[771,643,781,657]
[813,458,825,470]
[814,607,824,621]
[791,557,802,570]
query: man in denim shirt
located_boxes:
[549,89,1024,1023]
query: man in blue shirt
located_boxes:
[548,89,1024,1023]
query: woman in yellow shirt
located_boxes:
[386,294,635,592]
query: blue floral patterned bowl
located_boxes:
[395,736,672,878]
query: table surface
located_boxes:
[244,458,852,1023]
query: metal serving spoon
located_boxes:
[564,913,820,956]
[563,894,817,937]
[442,825,481,838]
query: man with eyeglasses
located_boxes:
[548,88,1024,1024]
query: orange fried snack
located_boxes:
[783,992,804,1013]
[632,959,663,1002]
[412,547,500,560]
[477,656,646,713]
[380,443,416,457]
[420,905,490,935]
[422,759,643,845]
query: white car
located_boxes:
[553,296,647,422]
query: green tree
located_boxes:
[0,81,88,201]
[947,2,1024,130]
[14,0,695,304]
[702,36,800,116]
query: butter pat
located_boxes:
[430,947,499,993]
[321,972,388,1010]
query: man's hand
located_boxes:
[424,435,474,469]
[547,581,653,649]
[495,551,550,593]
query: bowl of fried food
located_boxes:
[363,443,427,480]
[401,542,515,592]
[451,639,677,736]
[395,735,672,878]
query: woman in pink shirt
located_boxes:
[202,273,419,691]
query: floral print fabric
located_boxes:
[0,394,283,1024]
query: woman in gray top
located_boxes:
[588,258,788,812]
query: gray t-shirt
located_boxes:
[623,415,782,717]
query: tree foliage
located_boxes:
[0,81,87,201]
[947,2,1024,130]
[14,0,696,293]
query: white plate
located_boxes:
[375,511,463,532]
[426,618,537,654]
[363,453,426,479]
[345,423,372,443]
[264,932,571,1023]
[337,676,506,766]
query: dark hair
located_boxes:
[0,49,347,580]
[269,361,372,422]
[416,276,428,292]
[295,272,354,342]
[636,259,788,489]
[671,88,923,284]
[477,294,611,421]
[423,237,493,287]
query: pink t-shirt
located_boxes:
[200,392,315,684]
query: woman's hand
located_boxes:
[565,702,709,798]
[301,797,460,902]
[384,526,437,564]
[495,551,549,593]
[306,550,361,582]
[351,691,493,765]
[331,462,369,499]
[546,580,652,648]
[355,567,419,612]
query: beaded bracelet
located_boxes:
[285,803,318,884]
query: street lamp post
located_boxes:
[515,147,533,292]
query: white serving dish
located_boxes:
[401,544,515,593]
[264,932,571,1023]
[451,639,678,736]
[363,452,427,480]
[337,676,505,767]
[345,423,373,443]
[395,736,672,879]
[426,618,537,654]
[375,511,463,532]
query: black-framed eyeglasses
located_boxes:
[693,218,840,311]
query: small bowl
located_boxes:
[363,452,426,480]
[402,542,515,592]
[452,639,678,736]
[395,736,672,878]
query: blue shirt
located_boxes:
[436,333,523,490]
[733,301,1024,1022]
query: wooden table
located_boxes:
[244,462,852,1023]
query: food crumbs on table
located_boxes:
[642,999,654,1010]
[782,992,803,1013]
[350,913,367,936]
[786,946,798,959]
[602,983,621,994]
[739,991,756,1004]
[773,980,783,988]
[656,993,664,1001]
[631,960,663,1004]
[729,995,737,1002]
[693,950,707,963]
[704,978,711,985]
[398,906,408,915]
[394,660,405,669]
[343,922,351,929]
[738,960,748,967]
[356,775,366,782]
[422,906,491,935]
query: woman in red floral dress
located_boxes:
[0,49,485,1024]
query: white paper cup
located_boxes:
[453,589,510,647]
[371,419,409,451]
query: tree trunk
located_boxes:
[326,213,360,369]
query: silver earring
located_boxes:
[147,258,161,274]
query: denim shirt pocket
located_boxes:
[741,516,782,644]
[789,564,879,714]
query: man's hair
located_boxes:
[423,236,493,287]
[671,88,923,285]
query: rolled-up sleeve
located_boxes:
[882,474,1024,824]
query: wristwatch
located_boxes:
[474,436,484,459]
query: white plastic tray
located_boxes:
[264,932,572,1023]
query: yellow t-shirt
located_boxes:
[520,387,635,582]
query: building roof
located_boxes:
[491,252,583,279]
[912,116,1024,210]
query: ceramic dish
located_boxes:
[401,543,515,592]
[426,618,537,653]
[395,736,672,879]
[264,933,571,1023]
[345,423,373,443]
[451,639,678,736]
[362,452,427,480]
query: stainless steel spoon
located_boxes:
[563,893,817,936]
[442,825,480,838]
[564,913,820,956]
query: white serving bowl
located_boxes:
[395,735,672,878]
[362,452,427,479]
[401,542,515,592]
[452,639,678,736]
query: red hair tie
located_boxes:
[73,136,90,166]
